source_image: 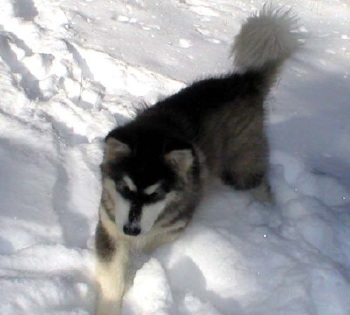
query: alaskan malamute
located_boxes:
[95,7,300,314]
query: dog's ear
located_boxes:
[103,137,131,162]
[165,149,194,176]
[164,137,194,176]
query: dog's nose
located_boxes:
[123,224,141,236]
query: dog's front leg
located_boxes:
[95,224,130,315]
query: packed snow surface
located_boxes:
[0,0,350,314]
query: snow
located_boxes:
[0,0,349,314]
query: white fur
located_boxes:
[232,5,300,71]
[140,191,177,234]
[95,242,129,315]
[123,175,137,192]
[103,178,130,231]
[114,193,131,231]
[140,199,168,233]
[144,182,160,195]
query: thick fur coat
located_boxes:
[95,7,300,315]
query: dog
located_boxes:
[95,6,300,315]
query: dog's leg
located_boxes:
[141,219,189,253]
[95,222,130,315]
[220,122,273,204]
[251,176,273,203]
[221,107,269,192]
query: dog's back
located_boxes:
[132,6,300,189]
[141,71,269,188]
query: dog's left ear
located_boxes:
[103,137,131,162]
[165,149,194,176]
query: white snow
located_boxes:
[0,0,350,314]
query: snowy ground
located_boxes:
[0,0,350,314]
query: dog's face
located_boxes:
[101,136,194,237]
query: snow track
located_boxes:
[1,0,350,314]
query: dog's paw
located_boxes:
[95,299,122,315]
[221,171,264,190]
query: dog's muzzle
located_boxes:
[123,224,141,236]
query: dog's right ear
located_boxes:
[103,137,131,162]
[164,149,194,178]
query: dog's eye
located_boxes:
[119,184,131,195]
[147,191,159,199]
[146,188,165,200]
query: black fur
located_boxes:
[106,70,269,190]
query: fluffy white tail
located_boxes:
[232,6,300,72]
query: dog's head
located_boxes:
[101,131,195,237]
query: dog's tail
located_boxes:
[231,6,300,87]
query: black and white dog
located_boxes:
[95,6,300,315]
